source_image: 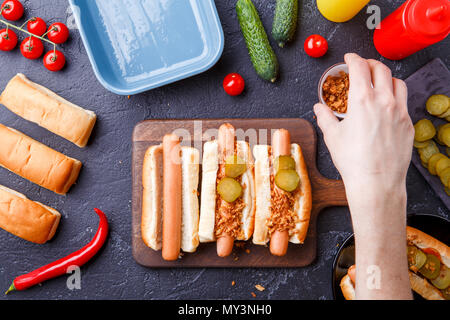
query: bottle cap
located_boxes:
[408,0,450,39]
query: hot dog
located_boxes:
[252,129,312,256]
[199,123,255,257]
[162,134,182,261]
[270,129,291,256]
[340,227,450,300]
[141,134,200,260]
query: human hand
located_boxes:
[314,53,414,213]
[314,53,414,299]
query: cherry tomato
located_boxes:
[46,22,69,44]
[20,37,44,60]
[223,73,245,96]
[27,17,47,36]
[1,0,23,21]
[0,28,17,51]
[304,34,328,58]
[43,50,66,72]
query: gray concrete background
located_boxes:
[0,0,448,300]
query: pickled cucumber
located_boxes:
[414,140,431,149]
[418,140,439,164]
[414,119,436,142]
[439,167,450,188]
[407,246,427,270]
[274,155,296,172]
[431,265,450,290]
[436,157,450,177]
[275,169,300,192]
[428,153,447,175]
[419,254,441,280]
[426,94,449,116]
[217,177,243,203]
[442,286,450,300]
[225,155,247,178]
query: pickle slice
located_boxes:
[418,140,439,164]
[439,167,450,188]
[445,187,450,197]
[224,155,247,178]
[442,286,450,300]
[419,254,441,280]
[275,169,300,192]
[414,119,436,142]
[426,94,450,116]
[414,140,431,149]
[217,177,243,203]
[438,124,450,142]
[407,246,427,270]
[436,157,450,177]
[274,155,296,172]
[442,127,450,147]
[431,265,450,290]
[428,153,447,175]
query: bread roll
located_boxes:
[0,185,61,244]
[198,140,255,243]
[141,145,200,253]
[0,124,82,195]
[0,73,96,148]
[252,143,312,245]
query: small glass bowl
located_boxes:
[318,63,349,119]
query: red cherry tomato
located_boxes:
[304,34,328,58]
[223,73,245,96]
[46,22,69,44]
[43,50,66,72]
[1,0,23,21]
[0,28,17,51]
[20,37,44,60]
[27,17,47,36]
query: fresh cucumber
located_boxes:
[236,0,279,82]
[272,0,298,48]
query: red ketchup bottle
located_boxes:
[374,0,450,60]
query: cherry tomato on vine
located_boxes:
[27,17,47,37]
[46,22,69,44]
[0,28,17,51]
[223,73,245,96]
[20,37,44,60]
[43,50,65,72]
[1,0,23,21]
[304,34,328,58]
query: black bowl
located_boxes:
[332,213,450,300]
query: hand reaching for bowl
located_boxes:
[314,53,414,300]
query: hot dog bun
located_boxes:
[198,140,255,244]
[0,185,61,244]
[407,226,450,268]
[341,227,450,300]
[141,144,200,255]
[0,124,82,195]
[252,143,312,246]
[0,73,96,148]
[339,274,356,301]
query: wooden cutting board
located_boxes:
[132,119,347,267]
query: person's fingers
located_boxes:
[314,103,339,138]
[367,59,393,92]
[344,53,372,93]
[393,78,408,111]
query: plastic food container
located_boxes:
[318,63,349,118]
[69,0,224,95]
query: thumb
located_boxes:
[314,103,339,138]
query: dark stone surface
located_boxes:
[0,0,448,300]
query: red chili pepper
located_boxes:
[5,208,109,294]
